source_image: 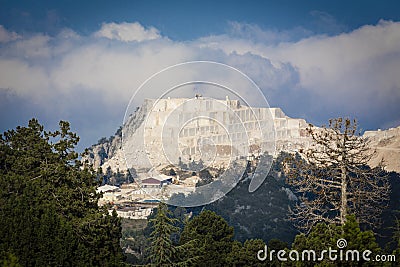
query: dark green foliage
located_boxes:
[106,166,113,183]
[290,215,382,266]
[0,119,124,266]
[0,251,21,267]
[376,171,400,248]
[147,203,200,266]
[97,137,108,145]
[100,166,132,186]
[148,203,180,265]
[206,153,298,244]
[170,153,298,244]
[96,128,121,146]
[179,210,234,266]
[227,238,289,266]
[120,219,149,265]
[227,239,267,266]
[115,126,123,138]
[392,218,400,261]
[98,146,108,162]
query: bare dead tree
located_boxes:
[283,118,390,232]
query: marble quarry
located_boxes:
[121,96,311,172]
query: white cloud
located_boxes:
[94,22,161,42]
[50,40,198,104]
[267,20,400,103]
[0,21,290,107]
[1,20,400,149]
[0,25,20,43]
[193,20,400,124]
[13,34,52,58]
[0,59,49,96]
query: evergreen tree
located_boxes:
[0,119,124,266]
[148,203,199,266]
[179,210,234,266]
[290,215,381,266]
[148,203,180,265]
[227,239,267,267]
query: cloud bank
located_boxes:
[1,21,399,150]
[94,22,161,42]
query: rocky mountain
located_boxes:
[84,97,310,173]
[84,98,400,247]
[83,97,400,174]
[364,126,400,172]
[84,127,124,171]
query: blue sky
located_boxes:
[2,1,400,38]
[1,1,400,151]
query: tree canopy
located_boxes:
[179,210,234,266]
[290,215,382,266]
[0,119,124,266]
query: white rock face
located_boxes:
[363,126,400,172]
[84,97,400,174]
[120,97,311,173]
[83,134,123,171]
[85,97,312,173]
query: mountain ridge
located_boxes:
[83,98,400,174]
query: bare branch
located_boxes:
[284,118,390,232]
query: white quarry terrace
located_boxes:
[86,97,399,176]
[121,96,311,174]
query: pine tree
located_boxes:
[179,210,234,266]
[0,119,124,266]
[148,202,180,266]
[290,215,382,267]
[284,118,390,232]
[227,239,267,266]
